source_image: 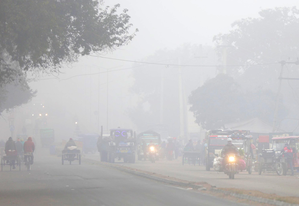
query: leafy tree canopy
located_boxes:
[213,7,299,131]
[189,74,286,130]
[0,0,137,85]
[0,80,35,113]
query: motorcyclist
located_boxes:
[283,143,294,176]
[64,138,77,150]
[221,138,239,157]
[24,137,35,164]
[5,137,17,169]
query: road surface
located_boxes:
[0,152,245,206]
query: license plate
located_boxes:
[120,150,128,153]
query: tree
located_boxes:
[213,7,299,131]
[0,0,137,85]
[0,80,35,113]
[0,0,136,112]
[189,74,286,130]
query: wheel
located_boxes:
[109,153,114,163]
[79,154,81,165]
[138,155,142,161]
[282,163,287,176]
[131,155,135,164]
[247,166,252,174]
[19,159,21,171]
[62,156,64,165]
[206,162,210,171]
[275,162,284,176]
[231,174,235,179]
[258,164,263,175]
[182,155,185,165]
[1,158,4,172]
[69,160,71,165]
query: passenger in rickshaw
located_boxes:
[16,138,23,158]
[24,137,35,164]
[283,143,294,176]
[5,137,17,169]
[64,138,77,150]
[184,140,194,152]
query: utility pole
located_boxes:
[273,60,299,132]
[106,68,109,132]
[272,61,285,132]
[160,68,164,124]
[178,59,184,138]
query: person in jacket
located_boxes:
[184,140,194,152]
[64,138,76,150]
[5,137,17,169]
[5,137,16,154]
[16,138,23,156]
[284,143,294,176]
[24,137,35,164]
[221,138,239,157]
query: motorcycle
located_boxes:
[224,154,238,179]
[148,145,158,163]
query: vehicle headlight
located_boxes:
[228,156,235,162]
[150,146,155,152]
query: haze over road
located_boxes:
[0,153,244,206]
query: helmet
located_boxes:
[227,138,232,142]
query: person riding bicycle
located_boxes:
[5,137,17,169]
[24,137,35,164]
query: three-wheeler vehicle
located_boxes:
[270,136,299,175]
[62,146,81,165]
[1,150,21,171]
[137,130,161,162]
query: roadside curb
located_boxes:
[86,157,299,206]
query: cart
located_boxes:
[62,146,81,165]
[1,150,21,171]
[182,151,201,165]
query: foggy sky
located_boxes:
[2,0,299,140]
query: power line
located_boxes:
[89,55,276,68]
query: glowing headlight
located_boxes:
[228,156,235,162]
[150,146,155,152]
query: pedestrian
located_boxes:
[16,138,23,156]
[284,143,294,176]
[195,140,202,165]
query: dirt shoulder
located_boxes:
[85,157,299,206]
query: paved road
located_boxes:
[85,155,299,197]
[0,153,244,206]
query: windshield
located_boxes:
[209,137,227,146]
[272,141,287,151]
[140,136,160,145]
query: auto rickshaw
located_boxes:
[271,136,299,175]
